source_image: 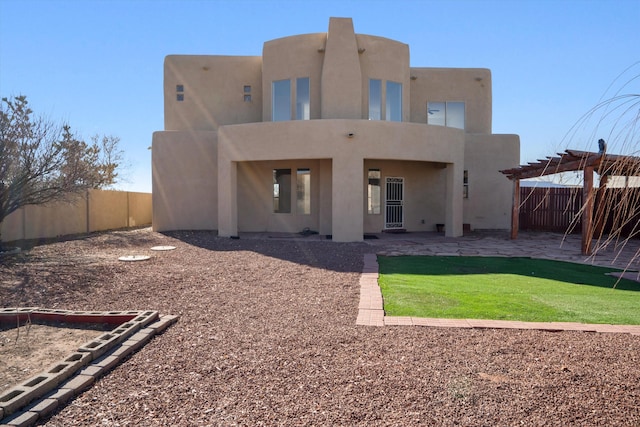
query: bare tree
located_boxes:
[0,95,124,245]
[564,64,640,269]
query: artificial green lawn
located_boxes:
[378,256,640,325]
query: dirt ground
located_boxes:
[1,228,639,426]
[0,322,106,393]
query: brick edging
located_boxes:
[355,254,640,336]
[0,309,179,426]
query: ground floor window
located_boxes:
[368,169,381,214]
[463,170,469,198]
[297,168,311,214]
[273,169,291,213]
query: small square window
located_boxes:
[244,85,251,93]
[176,85,184,92]
[244,94,252,102]
[177,93,184,102]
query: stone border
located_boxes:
[0,308,179,426]
[356,254,640,336]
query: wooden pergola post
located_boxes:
[511,179,520,240]
[581,166,594,255]
[593,173,609,238]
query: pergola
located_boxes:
[501,149,640,255]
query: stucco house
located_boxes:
[152,17,519,242]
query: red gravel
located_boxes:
[1,228,639,426]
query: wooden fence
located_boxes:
[519,187,640,237]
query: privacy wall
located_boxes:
[1,190,152,243]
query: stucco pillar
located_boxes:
[218,160,238,237]
[318,159,333,236]
[321,18,362,119]
[331,156,363,242]
[445,162,463,237]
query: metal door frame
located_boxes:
[384,177,404,229]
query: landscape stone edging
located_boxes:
[0,308,179,427]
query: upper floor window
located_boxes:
[273,78,311,121]
[296,78,310,120]
[369,79,402,121]
[427,101,465,129]
[272,79,291,121]
[368,79,382,120]
[386,81,402,122]
[176,84,184,102]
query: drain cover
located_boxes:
[118,255,151,262]
[150,245,176,251]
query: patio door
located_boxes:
[385,177,404,229]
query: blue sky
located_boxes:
[1,0,638,193]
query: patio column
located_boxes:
[331,155,363,242]
[511,179,520,240]
[218,160,238,238]
[445,162,463,237]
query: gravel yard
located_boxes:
[1,228,639,426]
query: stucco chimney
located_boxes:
[320,17,362,119]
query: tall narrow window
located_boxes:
[463,170,469,199]
[273,169,291,213]
[296,168,311,214]
[296,78,310,120]
[368,79,382,120]
[368,169,381,214]
[272,79,291,121]
[386,81,402,122]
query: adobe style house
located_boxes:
[152,17,520,242]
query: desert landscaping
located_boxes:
[1,228,639,426]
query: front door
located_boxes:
[385,177,404,229]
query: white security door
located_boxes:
[385,177,404,229]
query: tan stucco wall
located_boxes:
[153,17,519,241]
[237,160,323,233]
[363,160,447,233]
[128,192,153,226]
[356,34,410,121]
[88,189,128,232]
[464,133,520,229]
[217,119,465,240]
[24,197,87,240]
[262,33,326,121]
[152,130,217,232]
[1,190,152,243]
[410,68,492,133]
[164,55,262,131]
[1,207,25,242]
